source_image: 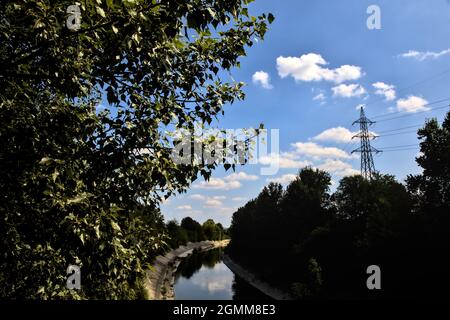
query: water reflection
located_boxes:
[174,248,271,300]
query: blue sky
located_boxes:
[161,0,450,226]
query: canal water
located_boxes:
[174,248,272,300]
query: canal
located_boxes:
[174,248,272,300]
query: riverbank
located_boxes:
[144,240,230,300]
[222,255,294,300]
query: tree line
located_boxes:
[228,112,450,299]
[166,217,229,249]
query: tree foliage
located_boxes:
[0,0,272,299]
[166,217,227,248]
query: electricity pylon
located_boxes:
[351,106,381,179]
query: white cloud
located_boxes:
[267,174,298,185]
[332,83,366,98]
[313,93,326,102]
[291,142,351,159]
[373,82,396,101]
[396,96,429,113]
[190,194,206,201]
[399,48,450,61]
[224,172,259,181]
[317,159,359,177]
[189,195,227,208]
[265,160,358,185]
[252,71,273,89]
[313,127,356,143]
[259,153,311,169]
[204,199,223,208]
[194,178,242,190]
[192,275,232,294]
[276,53,362,84]
[176,205,192,210]
[231,197,246,202]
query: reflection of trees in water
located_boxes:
[175,248,273,300]
[202,248,221,269]
[232,276,272,300]
[176,248,223,280]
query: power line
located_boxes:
[377,104,450,123]
[379,143,418,149]
[376,124,422,134]
[364,68,450,110]
[377,130,418,137]
[382,147,420,152]
[371,98,450,120]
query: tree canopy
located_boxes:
[0,0,272,299]
[165,217,227,248]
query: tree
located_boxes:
[166,220,188,248]
[181,217,205,242]
[0,0,272,298]
[407,114,450,227]
[228,168,333,290]
[404,113,450,297]
[280,168,332,249]
[216,222,227,239]
[202,219,220,240]
[334,173,412,248]
[228,167,422,298]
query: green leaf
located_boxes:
[94,225,101,239]
[39,157,52,165]
[79,233,85,244]
[206,8,216,19]
[96,6,106,18]
[111,221,121,231]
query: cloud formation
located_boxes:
[372,82,396,101]
[277,53,362,84]
[176,205,192,210]
[190,194,206,201]
[396,95,429,113]
[313,126,355,143]
[224,172,259,181]
[399,49,450,61]
[252,71,273,89]
[312,92,326,105]
[267,174,298,185]
[190,194,227,208]
[332,83,366,98]
[317,159,359,177]
[204,198,223,208]
[291,142,351,159]
[259,153,311,169]
[313,93,326,101]
[194,178,242,190]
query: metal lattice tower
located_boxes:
[351,106,381,179]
